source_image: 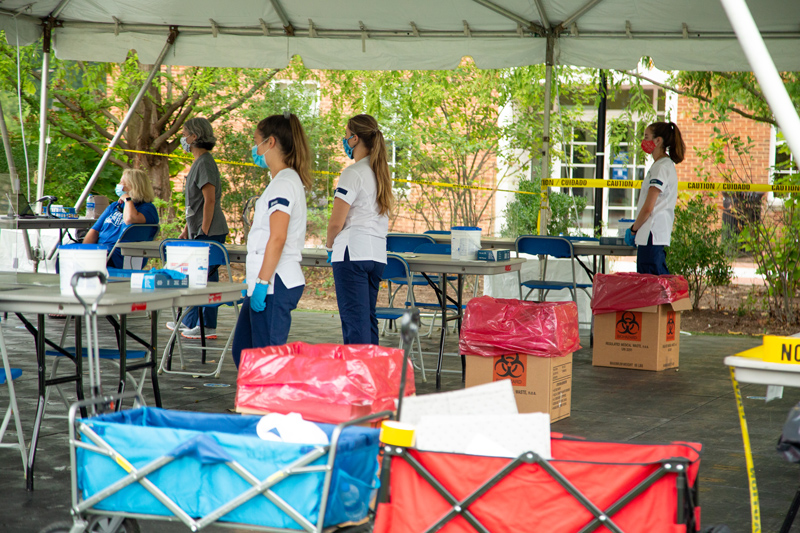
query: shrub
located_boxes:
[666,194,734,308]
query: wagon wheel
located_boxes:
[38,522,75,533]
[86,516,141,533]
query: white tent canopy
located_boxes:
[1,0,800,71]
[0,0,798,220]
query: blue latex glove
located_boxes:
[624,227,636,247]
[326,249,333,263]
[250,282,269,312]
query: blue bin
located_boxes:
[77,408,380,529]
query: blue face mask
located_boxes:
[342,135,355,160]
[251,143,270,169]
[114,183,125,198]
[180,136,192,153]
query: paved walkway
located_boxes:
[0,308,793,532]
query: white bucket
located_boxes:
[450,226,482,261]
[59,244,108,297]
[618,219,636,238]
[165,242,210,289]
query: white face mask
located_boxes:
[181,136,192,153]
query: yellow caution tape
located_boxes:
[543,178,800,193]
[729,366,762,533]
[379,420,416,447]
[395,178,543,197]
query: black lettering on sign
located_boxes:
[784,343,793,362]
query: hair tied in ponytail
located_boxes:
[283,110,291,120]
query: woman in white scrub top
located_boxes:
[624,121,686,274]
[326,114,394,344]
[232,112,312,367]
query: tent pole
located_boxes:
[0,100,18,192]
[74,27,179,211]
[720,0,800,164]
[593,71,607,237]
[539,34,554,236]
[34,21,53,212]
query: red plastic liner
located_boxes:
[374,436,701,533]
[591,273,689,315]
[236,342,415,424]
[458,296,580,357]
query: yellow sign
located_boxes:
[761,336,800,364]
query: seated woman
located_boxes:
[84,168,159,269]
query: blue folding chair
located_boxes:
[559,235,597,332]
[383,234,438,337]
[107,223,160,269]
[0,318,26,474]
[158,239,242,378]
[376,255,425,382]
[515,236,578,304]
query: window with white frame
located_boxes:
[770,128,798,204]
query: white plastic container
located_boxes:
[165,241,210,289]
[450,226,482,261]
[59,244,108,296]
[618,218,636,238]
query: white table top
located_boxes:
[0,216,95,230]
[0,272,242,316]
[724,354,800,388]
[119,240,526,275]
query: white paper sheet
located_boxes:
[399,380,518,426]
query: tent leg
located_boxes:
[720,0,800,164]
[539,34,554,236]
[0,100,18,192]
[74,27,179,211]
[34,26,52,214]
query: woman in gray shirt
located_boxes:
[168,116,229,339]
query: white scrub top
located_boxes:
[245,168,307,296]
[331,157,388,263]
[634,157,678,246]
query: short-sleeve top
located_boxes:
[331,157,388,263]
[245,168,307,296]
[635,157,678,246]
[184,152,229,238]
[91,200,159,268]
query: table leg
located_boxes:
[74,317,87,418]
[436,273,448,390]
[150,310,162,407]
[117,314,127,399]
[26,314,46,491]
[457,274,465,382]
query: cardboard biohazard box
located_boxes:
[465,353,572,421]
[592,299,692,371]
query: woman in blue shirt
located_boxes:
[84,168,158,268]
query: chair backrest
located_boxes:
[414,242,451,255]
[561,235,600,243]
[423,230,451,235]
[381,254,415,305]
[386,233,435,253]
[515,236,574,259]
[108,223,160,270]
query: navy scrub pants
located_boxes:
[182,233,227,329]
[636,233,670,275]
[231,274,304,368]
[332,248,385,345]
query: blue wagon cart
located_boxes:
[39,272,386,533]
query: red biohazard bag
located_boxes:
[591,273,689,315]
[235,342,415,424]
[458,296,580,357]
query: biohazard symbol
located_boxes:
[666,311,676,341]
[494,354,525,379]
[616,311,641,336]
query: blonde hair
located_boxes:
[256,113,313,189]
[347,114,393,216]
[123,168,155,203]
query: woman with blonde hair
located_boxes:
[232,112,312,368]
[84,168,159,268]
[326,113,393,344]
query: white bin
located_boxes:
[59,244,108,297]
[165,242,210,289]
[450,226,482,261]
[618,219,636,238]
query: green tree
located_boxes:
[0,33,283,204]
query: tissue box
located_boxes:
[131,272,189,290]
[476,249,511,261]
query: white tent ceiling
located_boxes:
[1,0,799,71]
